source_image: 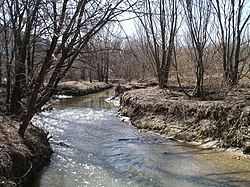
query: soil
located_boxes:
[117,83,250,155]
[55,80,113,96]
[0,117,52,187]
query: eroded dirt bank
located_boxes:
[0,117,52,187]
[118,86,250,154]
[55,81,113,96]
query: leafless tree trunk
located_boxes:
[5,0,42,115]
[212,0,250,87]
[181,0,212,99]
[0,1,19,111]
[133,0,179,88]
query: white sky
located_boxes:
[117,12,137,36]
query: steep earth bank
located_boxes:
[118,86,250,155]
[0,117,52,187]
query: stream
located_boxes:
[34,90,250,187]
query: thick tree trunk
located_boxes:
[10,58,26,115]
[18,110,34,137]
[158,69,168,89]
[10,49,27,115]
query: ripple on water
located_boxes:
[34,91,250,187]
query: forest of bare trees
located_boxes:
[0,0,249,136]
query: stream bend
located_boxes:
[34,90,250,187]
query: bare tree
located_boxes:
[132,0,179,88]
[1,0,129,137]
[212,0,250,87]
[0,1,19,110]
[78,25,126,83]
[90,29,115,83]
[181,0,212,99]
[119,37,154,81]
[6,0,43,115]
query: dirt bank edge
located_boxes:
[55,81,113,96]
[118,86,250,155]
[0,117,52,187]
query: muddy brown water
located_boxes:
[34,90,250,187]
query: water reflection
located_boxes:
[53,90,113,109]
[34,90,250,187]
